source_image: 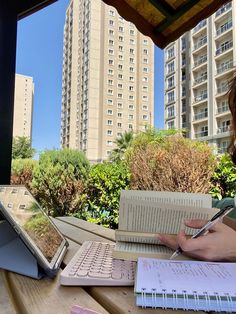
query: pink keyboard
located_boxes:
[60,241,136,286]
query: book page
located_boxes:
[121,190,212,208]
[136,258,236,296]
[119,198,218,235]
[115,230,161,244]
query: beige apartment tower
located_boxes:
[13,74,34,139]
[60,0,154,162]
[164,1,235,154]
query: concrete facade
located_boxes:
[60,0,154,162]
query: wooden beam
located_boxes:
[149,0,175,18]
[17,0,57,20]
[154,0,201,33]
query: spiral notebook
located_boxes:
[135,257,236,312]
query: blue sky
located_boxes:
[16,0,164,154]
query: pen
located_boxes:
[169,205,235,260]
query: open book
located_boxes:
[113,190,218,261]
[135,257,236,312]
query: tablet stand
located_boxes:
[0,220,43,279]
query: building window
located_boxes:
[129,114,134,120]
[167,46,175,59]
[143,49,148,55]
[167,106,175,118]
[107,109,113,115]
[108,49,114,55]
[117,122,122,128]
[130,29,135,35]
[119,45,123,51]
[118,74,123,79]
[130,38,135,45]
[108,89,113,95]
[130,48,134,54]
[118,83,123,89]
[119,26,124,32]
[108,59,114,65]
[117,103,123,108]
[143,67,148,73]
[109,20,114,26]
[129,86,134,91]
[118,54,123,60]
[108,69,113,75]
[142,95,148,101]
[108,79,113,85]
[130,57,134,63]
[107,140,113,146]
[130,67,134,72]
[118,93,123,98]
[143,58,148,64]
[142,86,148,92]
[142,105,148,110]
[129,124,133,129]
[167,76,175,89]
[107,99,113,105]
[118,64,123,70]
[117,112,122,118]
[109,30,114,36]
[167,61,175,74]
[130,76,134,82]
[109,39,114,46]
[142,77,148,82]
[109,10,115,16]
[107,129,113,136]
[167,120,175,129]
[143,39,148,45]
[129,95,134,100]
[143,114,148,120]
[129,104,134,110]
[107,119,113,125]
[167,90,175,103]
[119,36,124,42]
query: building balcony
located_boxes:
[217,85,228,95]
[194,93,208,103]
[216,20,233,37]
[166,98,175,105]
[193,111,208,121]
[195,130,208,138]
[217,125,230,134]
[215,2,232,18]
[216,41,233,56]
[193,75,207,86]
[193,55,207,69]
[216,104,229,114]
[216,60,233,75]
[217,146,228,154]
[193,37,207,51]
[193,19,207,34]
[182,122,187,128]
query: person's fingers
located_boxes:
[184,219,208,229]
[157,234,178,250]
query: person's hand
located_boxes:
[158,219,236,261]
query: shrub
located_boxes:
[128,134,216,193]
[210,153,236,199]
[81,162,130,229]
[31,149,90,217]
[11,158,38,189]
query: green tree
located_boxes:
[11,158,38,189]
[109,130,134,162]
[82,162,130,229]
[31,149,90,217]
[210,153,236,199]
[12,136,35,159]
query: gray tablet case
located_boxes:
[0,220,43,279]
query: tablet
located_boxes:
[0,185,69,277]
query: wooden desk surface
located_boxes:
[0,217,210,314]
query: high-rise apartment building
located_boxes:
[13,74,34,139]
[60,0,154,162]
[164,1,235,154]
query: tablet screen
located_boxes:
[0,186,64,263]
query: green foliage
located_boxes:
[109,131,134,162]
[11,158,38,189]
[210,153,236,199]
[12,136,36,159]
[80,162,130,229]
[31,149,90,217]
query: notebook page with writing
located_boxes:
[135,258,236,312]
